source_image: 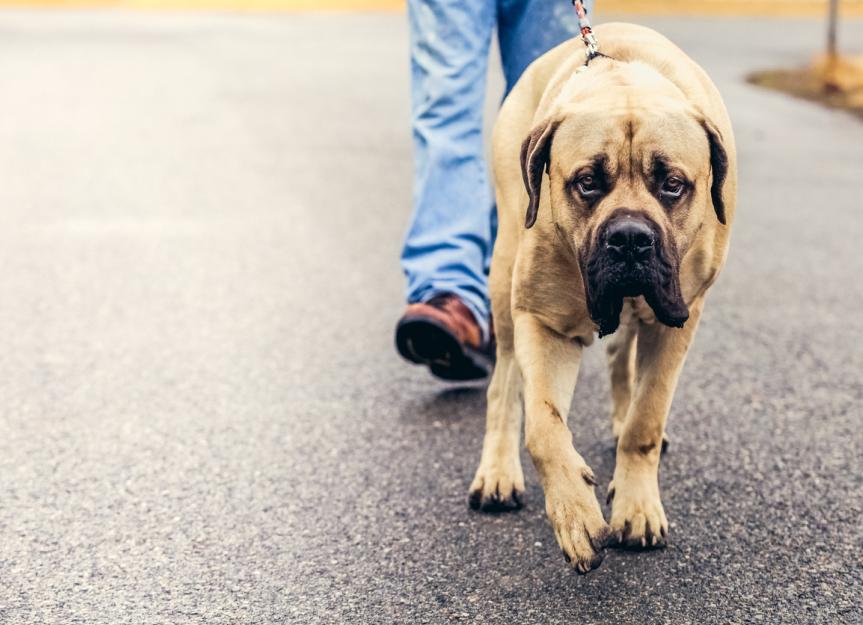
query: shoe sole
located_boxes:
[395,315,492,381]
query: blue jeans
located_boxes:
[401,0,583,342]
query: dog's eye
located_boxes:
[576,175,600,197]
[661,176,686,199]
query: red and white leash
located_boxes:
[572,0,601,62]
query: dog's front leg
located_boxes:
[608,297,704,548]
[515,313,611,573]
[469,351,525,511]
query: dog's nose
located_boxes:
[605,219,654,261]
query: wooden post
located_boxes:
[827,0,839,58]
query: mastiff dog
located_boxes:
[468,23,736,573]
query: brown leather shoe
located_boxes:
[395,294,494,381]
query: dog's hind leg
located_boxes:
[605,305,638,442]
[606,304,670,453]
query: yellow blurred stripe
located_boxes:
[0,0,861,16]
[602,0,863,16]
[0,0,405,10]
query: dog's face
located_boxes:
[520,94,728,337]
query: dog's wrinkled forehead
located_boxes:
[549,101,706,178]
[521,67,730,229]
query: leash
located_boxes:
[571,0,602,64]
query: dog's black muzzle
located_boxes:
[605,218,655,264]
[581,210,690,337]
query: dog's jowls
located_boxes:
[581,209,690,337]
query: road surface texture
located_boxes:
[0,9,861,625]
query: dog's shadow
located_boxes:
[399,384,486,428]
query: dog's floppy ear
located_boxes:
[701,119,729,225]
[520,119,560,229]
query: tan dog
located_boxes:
[468,23,736,573]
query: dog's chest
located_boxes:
[625,297,657,325]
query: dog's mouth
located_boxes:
[580,213,689,337]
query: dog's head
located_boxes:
[520,69,729,337]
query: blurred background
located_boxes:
[0,1,860,624]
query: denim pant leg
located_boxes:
[402,0,497,341]
[497,0,583,96]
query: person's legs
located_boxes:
[402,0,496,342]
[497,0,583,96]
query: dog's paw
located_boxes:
[468,463,525,512]
[606,471,668,549]
[544,467,611,573]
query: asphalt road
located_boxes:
[0,9,861,625]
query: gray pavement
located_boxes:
[0,9,861,625]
